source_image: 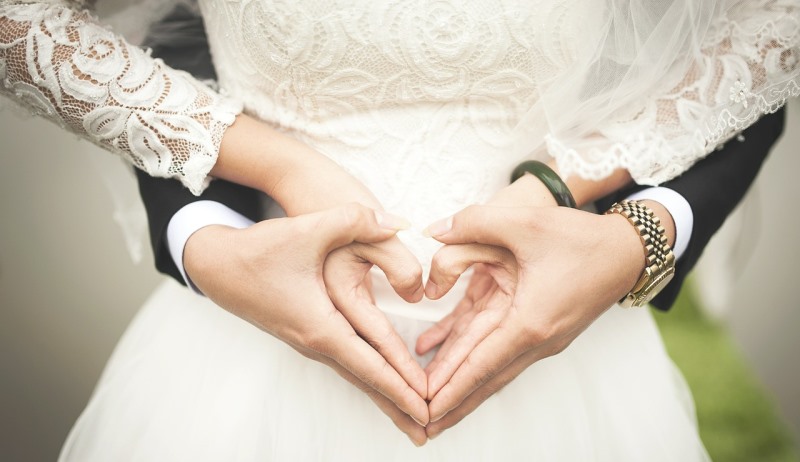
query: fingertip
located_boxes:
[415,336,433,356]
[409,429,428,447]
[426,420,446,440]
[410,283,425,303]
[411,369,428,400]
[385,261,424,303]
[397,281,424,303]
[422,216,453,239]
[424,279,441,300]
[427,375,445,402]
[412,400,430,428]
[374,210,411,231]
[428,394,454,425]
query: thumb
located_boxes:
[423,205,521,249]
[426,244,514,300]
[348,239,425,303]
[308,203,410,254]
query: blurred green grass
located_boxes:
[654,286,799,462]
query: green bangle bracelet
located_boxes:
[510,160,577,208]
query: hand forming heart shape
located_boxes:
[321,202,649,444]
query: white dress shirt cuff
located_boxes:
[623,187,693,260]
[166,201,255,294]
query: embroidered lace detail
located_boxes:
[200,0,587,261]
[548,0,800,185]
[0,1,243,194]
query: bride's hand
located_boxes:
[212,114,387,217]
[183,204,429,445]
[417,204,649,439]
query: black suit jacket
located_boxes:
[136,5,786,311]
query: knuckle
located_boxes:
[364,329,389,353]
[463,355,491,389]
[430,251,455,275]
[393,264,423,290]
[294,215,319,237]
[457,204,481,226]
[361,374,378,391]
[340,202,369,229]
[303,328,335,355]
[519,323,552,347]
[547,337,573,357]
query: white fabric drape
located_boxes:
[511,0,800,185]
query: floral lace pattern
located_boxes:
[200,0,586,262]
[0,1,242,194]
[548,0,800,185]
[2,0,796,201]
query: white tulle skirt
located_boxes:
[60,278,709,461]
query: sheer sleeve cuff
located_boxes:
[0,2,243,195]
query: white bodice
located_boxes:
[2,1,797,201]
[1,1,797,314]
[199,0,588,264]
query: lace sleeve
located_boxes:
[0,1,243,195]
[546,0,799,186]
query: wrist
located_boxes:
[545,160,632,208]
[490,173,558,207]
[637,200,676,248]
[605,200,677,307]
[214,114,380,215]
[183,224,240,289]
[603,213,649,300]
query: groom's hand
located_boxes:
[183,203,429,445]
[418,205,652,439]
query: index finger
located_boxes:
[319,314,430,426]
[427,320,527,423]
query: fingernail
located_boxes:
[412,416,427,427]
[422,216,453,237]
[424,280,439,299]
[374,210,411,230]
[413,284,425,301]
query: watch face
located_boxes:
[638,268,676,306]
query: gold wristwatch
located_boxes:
[605,200,676,308]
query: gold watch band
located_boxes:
[606,200,676,308]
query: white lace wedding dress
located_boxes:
[2,0,798,460]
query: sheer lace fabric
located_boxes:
[1,1,796,196]
[198,0,798,276]
[200,0,591,270]
[0,1,242,195]
[199,0,799,198]
[538,0,800,184]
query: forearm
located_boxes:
[212,114,381,215]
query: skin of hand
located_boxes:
[211,114,386,216]
[183,204,429,445]
[415,174,677,439]
[210,116,434,442]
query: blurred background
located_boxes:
[1,98,799,460]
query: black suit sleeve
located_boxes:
[136,5,262,285]
[596,108,786,310]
